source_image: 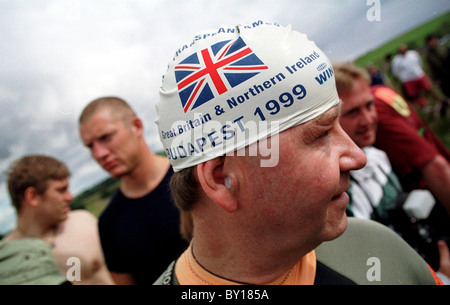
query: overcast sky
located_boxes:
[1,0,449,234]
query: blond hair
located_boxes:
[333,62,371,96]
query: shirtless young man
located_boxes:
[3,155,113,285]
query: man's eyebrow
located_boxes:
[312,103,341,126]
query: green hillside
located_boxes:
[71,177,120,217]
[355,12,450,68]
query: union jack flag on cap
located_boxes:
[156,21,340,172]
[175,37,268,113]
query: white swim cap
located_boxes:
[156,21,339,172]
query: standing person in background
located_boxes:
[79,97,188,285]
[367,63,389,87]
[424,33,450,117]
[391,44,441,109]
[2,155,113,285]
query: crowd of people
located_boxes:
[0,21,449,285]
[334,61,449,281]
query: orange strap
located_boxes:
[428,264,444,285]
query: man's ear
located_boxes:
[131,116,144,138]
[196,157,238,213]
[23,186,40,207]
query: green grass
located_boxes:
[71,177,120,217]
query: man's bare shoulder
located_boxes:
[66,210,97,226]
[58,210,99,242]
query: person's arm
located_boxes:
[420,154,450,216]
[110,272,137,285]
[437,240,450,284]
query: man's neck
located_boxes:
[6,217,59,247]
[120,152,170,198]
[191,221,310,285]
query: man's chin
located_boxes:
[359,131,377,148]
[323,213,348,243]
[106,167,126,179]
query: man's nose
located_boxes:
[92,142,109,161]
[338,125,367,172]
[360,108,375,125]
[65,190,75,202]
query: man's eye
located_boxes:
[303,126,332,145]
[99,134,112,142]
[344,109,357,117]
[317,130,329,139]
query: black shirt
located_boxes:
[98,167,188,284]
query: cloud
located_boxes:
[0,204,16,236]
[0,186,16,236]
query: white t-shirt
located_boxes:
[348,146,400,220]
[391,50,424,82]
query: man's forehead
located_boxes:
[341,79,374,108]
[282,103,341,138]
[88,107,117,122]
[48,178,69,186]
[44,178,70,192]
[83,106,130,126]
[80,110,122,136]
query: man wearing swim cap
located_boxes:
[154,21,441,285]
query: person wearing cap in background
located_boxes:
[79,97,189,285]
[1,155,113,285]
[153,21,441,285]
